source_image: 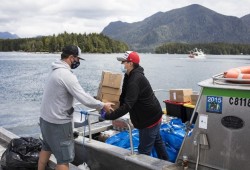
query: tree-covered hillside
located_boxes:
[155,43,250,55]
[0,32,128,53]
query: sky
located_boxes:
[1,0,249,38]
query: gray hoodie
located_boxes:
[40,60,104,124]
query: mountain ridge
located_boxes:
[0,32,19,39]
[102,4,250,52]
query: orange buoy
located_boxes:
[224,66,250,81]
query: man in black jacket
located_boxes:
[101,51,168,160]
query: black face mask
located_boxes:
[71,58,80,69]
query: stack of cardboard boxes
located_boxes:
[97,71,123,109]
[97,71,133,131]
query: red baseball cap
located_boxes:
[117,51,140,64]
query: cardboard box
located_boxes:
[191,94,199,105]
[169,89,192,102]
[101,86,121,95]
[102,93,120,102]
[96,85,121,100]
[96,85,102,100]
[97,71,122,102]
[101,71,123,89]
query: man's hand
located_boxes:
[103,102,115,113]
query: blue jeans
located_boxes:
[138,122,168,160]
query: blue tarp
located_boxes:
[106,118,192,162]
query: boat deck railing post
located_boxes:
[117,117,134,155]
[84,110,100,143]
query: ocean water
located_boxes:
[0,52,250,137]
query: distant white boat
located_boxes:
[189,48,206,59]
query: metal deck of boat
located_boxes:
[72,119,185,170]
[74,135,182,170]
[74,120,113,136]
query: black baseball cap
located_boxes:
[62,45,85,60]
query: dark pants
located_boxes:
[138,122,168,160]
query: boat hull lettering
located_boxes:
[229,97,250,107]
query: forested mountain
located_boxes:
[0,32,128,53]
[241,14,250,30]
[102,4,250,52]
[0,32,19,39]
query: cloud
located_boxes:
[0,0,249,38]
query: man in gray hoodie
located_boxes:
[38,45,113,170]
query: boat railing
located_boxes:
[153,88,199,96]
[74,103,135,155]
[212,73,250,86]
[153,89,169,93]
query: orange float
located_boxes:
[224,66,250,82]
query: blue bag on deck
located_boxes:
[106,118,189,163]
[166,143,179,162]
[105,129,139,152]
[160,119,185,150]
